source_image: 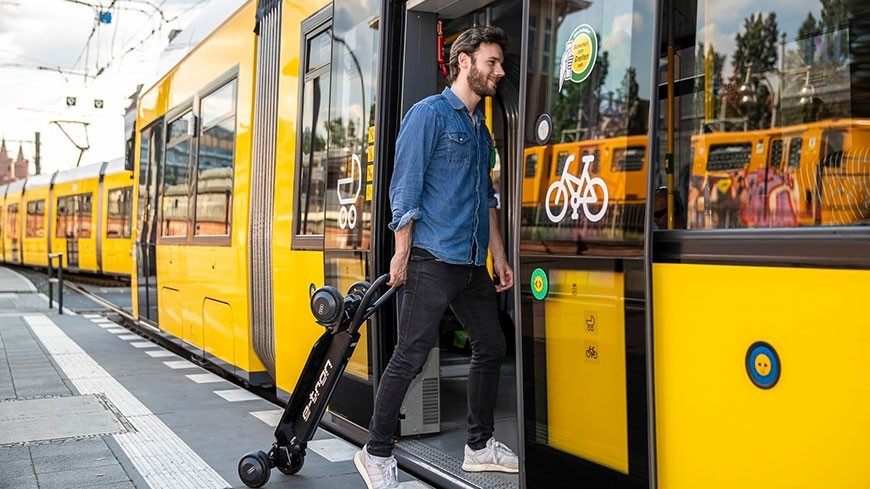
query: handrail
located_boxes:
[47,253,64,314]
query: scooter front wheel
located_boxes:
[238,450,272,488]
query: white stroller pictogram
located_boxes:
[337,153,363,229]
[545,153,609,223]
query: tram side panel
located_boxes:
[100,171,135,276]
[135,0,268,383]
[52,176,99,272]
[4,181,25,264]
[21,183,50,268]
[269,1,332,398]
[653,263,870,488]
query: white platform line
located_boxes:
[130,342,153,349]
[98,323,117,329]
[83,314,102,319]
[163,360,198,370]
[24,315,229,489]
[106,328,127,334]
[92,318,114,324]
[308,438,358,462]
[145,350,176,358]
[118,334,140,341]
[185,373,224,384]
[249,410,282,427]
[214,389,261,402]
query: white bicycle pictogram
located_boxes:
[545,153,609,222]
[337,153,363,229]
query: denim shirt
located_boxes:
[388,87,497,266]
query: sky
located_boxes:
[0,0,239,174]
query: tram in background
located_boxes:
[127,0,870,487]
[0,159,134,277]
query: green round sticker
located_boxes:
[531,268,549,300]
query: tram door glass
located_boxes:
[654,0,870,230]
[320,0,381,426]
[519,0,653,484]
[137,124,162,323]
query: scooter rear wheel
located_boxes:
[238,450,271,488]
[277,451,305,475]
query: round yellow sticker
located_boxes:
[571,33,593,74]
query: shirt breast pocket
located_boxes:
[447,131,473,165]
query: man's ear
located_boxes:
[458,52,471,71]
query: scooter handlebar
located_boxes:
[352,274,399,326]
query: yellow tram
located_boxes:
[128,0,870,487]
[0,159,133,277]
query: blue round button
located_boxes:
[745,341,780,389]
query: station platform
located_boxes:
[0,266,430,489]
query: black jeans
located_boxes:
[366,251,506,457]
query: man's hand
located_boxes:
[389,251,410,287]
[493,257,513,293]
[389,221,413,286]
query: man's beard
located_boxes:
[468,62,497,97]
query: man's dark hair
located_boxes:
[447,26,509,84]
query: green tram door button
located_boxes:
[531,268,549,300]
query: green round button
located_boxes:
[531,268,548,300]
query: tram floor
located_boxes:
[417,356,519,462]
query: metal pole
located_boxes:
[58,254,63,315]
[34,132,41,175]
[47,254,53,310]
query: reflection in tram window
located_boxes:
[295,32,330,240]
[162,112,193,237]
[25,199,45,238]
[195,80,237,237]
[657,0,870,229]
[107,186,133,238]
[519,0,652,255]
[6,204,18,239]
[55,193,93,238]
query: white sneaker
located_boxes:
[461,438,519,473]
[354,446,400,489]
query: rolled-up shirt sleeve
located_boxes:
[389,103,440,232]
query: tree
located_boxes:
[732,12,780,82]
[731,12,780,128]
[551,50,609,141]
[616,67,645,135]
[797,12,820,65]
[696,42,726,121]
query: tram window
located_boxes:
[6,204,18,238]
[79,193,92,238]
[162,112,193,238]
[56,196,71,238]
[612,147,645,172]
[25,199,45,238]
[769,139,784,169]
[293,22,331,246]
[657,0,870,229]
[107,186,133,239]
[525,154,538,178]
[554,151,569,177]
[787,138,802,168]
[194,79,237,238]
[137,131,150,238]
[55,193,91,238]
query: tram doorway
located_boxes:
[390,1,522,485]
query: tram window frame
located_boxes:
[191,70,238,246]
[7,203,18,239]
[25,199,45,238]
[158,104,196,244]
[292,9,332,251]
[107,186,133,239]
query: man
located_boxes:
[354,26,517,489]
[653,186,686,229]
